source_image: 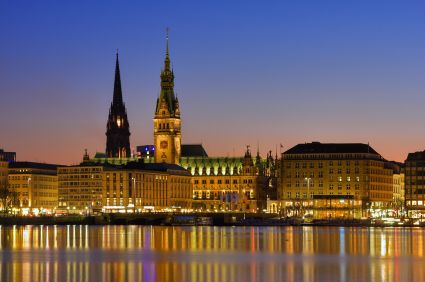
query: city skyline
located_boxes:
[1,1,425,164]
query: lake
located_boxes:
[0,225,423,281]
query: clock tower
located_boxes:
[153,31,181,164]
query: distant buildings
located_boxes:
[279,142,400,219]
[57,154,192,214]
[8,162,60,215]
[4,32,420,220]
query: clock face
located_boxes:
[160,141,168,149]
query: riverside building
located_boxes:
[102,162,192,213]
[58,152,192,214]
[405,151,425,217]
[8,162,59,215]
[180,145,277,213]
[279,142,395,219]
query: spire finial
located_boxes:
[165,27,170,57]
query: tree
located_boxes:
[0,187,18,214]
[0,187,10,214]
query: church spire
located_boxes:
[106,52,131,158]
[113,51,123,105]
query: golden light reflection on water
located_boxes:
[1,225,425,281]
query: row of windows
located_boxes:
[286,183,361,190]
[193,179,252,185]
[193,190,255,200]
[286,176,362,183]
[286,191,360,198]
[287,160,362,168]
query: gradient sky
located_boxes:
[1,1,425,165]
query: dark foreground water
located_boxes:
[0,225,424,282]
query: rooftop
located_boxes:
[406,151,425,161]
[181,144,208,157]
[284,142,380,155]
[9,162,62,171]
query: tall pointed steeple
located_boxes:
[113,52,123,105]
[156,28,177,115]
[164,28,171,70]
[106,52,131,158]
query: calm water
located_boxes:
[0,225,424,282]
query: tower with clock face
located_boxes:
[153,31,181,164]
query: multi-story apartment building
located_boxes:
[8,162,59,215]
[405,151,425,217]
[279,142,395,219]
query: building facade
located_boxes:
[153,32,181,164]
[405,151,425,217]
[180,146,277,213]
[8,162,59,215]
[279,142,395,219]
[102,162,192,213]
[58,163,105,214]
[106,53,131,158]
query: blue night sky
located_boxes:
[0,1,424,164]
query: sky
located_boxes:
[0,1,425,165]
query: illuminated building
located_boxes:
[279,142,395,219]
[180,145,277,212]
[58,151,192,214]
[385,161,405,215]
[153,31,181,164]
[57,157,105,214]
[0,149,16,162]
[405,151,425,216]
[106,53,131,158]
[8,162,59,215]
[102,162,192,213]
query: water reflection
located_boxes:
[0,225,425,281]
